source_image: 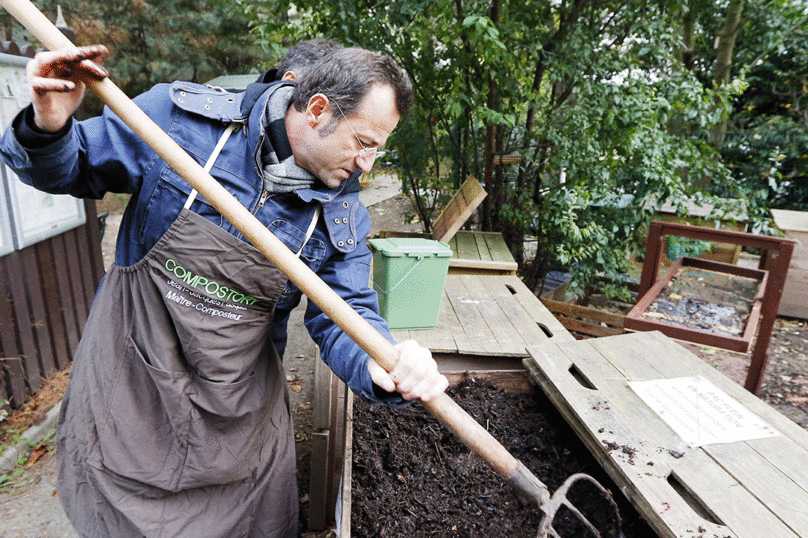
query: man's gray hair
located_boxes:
[292,47,414,132]
[276,38,343,81]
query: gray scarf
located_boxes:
[261,85,316,194]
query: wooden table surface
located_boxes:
[391,274,574,368]
[525,331,808,538]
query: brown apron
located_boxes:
[56,125,300,538]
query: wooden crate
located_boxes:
[771,209,808,319]
[334,369,538,538]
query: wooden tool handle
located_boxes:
[0,0,548,503]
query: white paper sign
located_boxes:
[629,376,779,447]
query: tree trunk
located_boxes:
[481,0,500,230]
[707,0,745,152]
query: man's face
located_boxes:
[297,84,400,189]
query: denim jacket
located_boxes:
[0,81,404,406]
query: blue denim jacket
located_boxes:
[0,80,404,406]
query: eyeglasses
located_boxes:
[330,99,386,161]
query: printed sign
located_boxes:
[629,376,780,447]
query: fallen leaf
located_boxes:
[27,444,48,466]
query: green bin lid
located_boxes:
[368,237,453,258]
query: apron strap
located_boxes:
[182,121,319,259]
[296,205,321,257]
[184,123,240,210]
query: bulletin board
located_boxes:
[0,52,86,251]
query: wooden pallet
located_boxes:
[526,331,808,538]
[540,298,627,339]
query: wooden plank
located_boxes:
[70,226,98,312]
[498,275,576,343]
[526,336,802,538]
[0,258,19,359]
[584,332,808,535]
[431,176,486,243]
[5,253,42,392]
[339,389,354,538]
[524,345,740,538]
[0,357,28,408]
[452,230,481,260]
[63,227,89,329]
[448,258,518,273]
[469,231,493,261]
[554,337,802,538]
[541,298,626,328]
[407,325,456,354]
[444,369,533,393]
[51,234,81,354]
[21,247,57,376]
[82,199,105,287]
[442,275,500,355]
[313,349,332,429]
[706,441,808,535]
[480,232,517,269]
[458,275,526,356]
[308,431,331,530]
[557,317,625,338]
[36,241,70,370]
[591,332,808,451]
[477,274,549,346]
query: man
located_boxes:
[1,44,448,538]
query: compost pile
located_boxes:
[351,376,654,538]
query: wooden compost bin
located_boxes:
[334,368,535,538]
[643,198,748,266]
[770,209,808,320]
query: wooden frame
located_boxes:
[626,257,767,353]
[625,221,795,394]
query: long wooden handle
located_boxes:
[1,0,549,506]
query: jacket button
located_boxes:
[347,239,354,245]
[342,218,348,224]
[338,241,345,247]
[334,218,340,224]
[342,201,349,208]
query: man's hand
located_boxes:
[27,45,109,133]
[368,340,449,402]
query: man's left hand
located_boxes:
[368,340,448,402]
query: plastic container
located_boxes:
[368,238,452,330]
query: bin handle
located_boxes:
[372,256,425,295]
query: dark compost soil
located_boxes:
[351,376,655,538]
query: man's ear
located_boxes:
[306,93,330,127]
[281,71,297,82]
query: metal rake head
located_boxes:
[536,473,623,538]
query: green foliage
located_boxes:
[17,0,275,114]
[0,398,8,424]
[7,0,801,300]
[247,0,777,298]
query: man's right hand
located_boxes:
[27,45,109,133]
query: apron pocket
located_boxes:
[189,371,265,418]
[98,335,191,491]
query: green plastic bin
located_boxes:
[368,238,453,330]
